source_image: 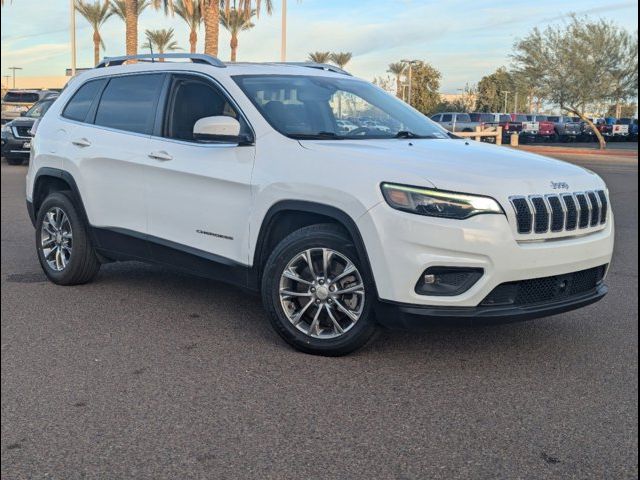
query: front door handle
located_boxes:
[71,138,91,147]
[148,150,173,161]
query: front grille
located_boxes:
[481,265,607,307]
[510,190,608,235]
[11,126,32,138]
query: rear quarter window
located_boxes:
[62,79,107,122]
[455,114,471,123]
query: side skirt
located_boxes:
[92,227,253,290]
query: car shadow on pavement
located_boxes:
[83,260,591,361]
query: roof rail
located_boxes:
[96,53,226,68]
[275,62,352,76]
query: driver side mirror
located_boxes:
[193,116,252,145]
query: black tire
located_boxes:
[35,191,100,285]
[6,157,24,166]
[262,223,377,356]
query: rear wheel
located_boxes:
[262,224,377,356]
[35,192,101,285]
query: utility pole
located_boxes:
[502,91,510,113]
[70,0,77,75]
[401,59,420,107]
[280,0,287,62]
[8,67,22,88]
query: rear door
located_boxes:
[145,73,256,265]
[64,73,165,237]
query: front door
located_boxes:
[145,73,255,266]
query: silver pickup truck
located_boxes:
[430,112,481,132]
[547,115,582,141]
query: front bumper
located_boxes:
[357,202,615,310]
[1,134,31,159]
[376,284,607,328]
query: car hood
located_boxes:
[299,138,604,197]
[6,117,36,128]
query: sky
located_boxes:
[1,0,638,92]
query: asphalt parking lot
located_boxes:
[1,148,638,479]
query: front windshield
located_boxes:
[24,99,54,118]
[233,75,450,140]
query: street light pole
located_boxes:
[401,59,420,107]
[70,0,77,75]
[502,91,510,113]
[280,0,287,62]
[8,67,22,88]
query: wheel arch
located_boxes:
[252,200,378,296]
[32,168,90,229]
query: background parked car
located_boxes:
[547,115,582,141]
[493,113,522,141]
[1,95,58,165]
[1,89,58,124]
[525,114,556,141]
[617,117,638,141]
[430,112,480,132]
[511,113,538,142]
[607,117,629,141]
[468,112,499,130]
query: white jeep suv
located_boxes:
[26,54,614,355]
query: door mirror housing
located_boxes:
[193,116,251,144]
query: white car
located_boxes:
[26,54,614,356]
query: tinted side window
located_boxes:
[95,74,164,134]
[456,114,471,122]
[62,79,106,122]
[165,76,240,141]
[441,114,453,122]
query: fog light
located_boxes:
[415,267,484,296]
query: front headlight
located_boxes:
[381,183,504,219]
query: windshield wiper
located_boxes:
[289,132,344,140]
[394,131,443,139]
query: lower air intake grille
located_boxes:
[481,265,607,307]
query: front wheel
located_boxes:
[262,224,377,356]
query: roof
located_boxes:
[93,54,352,78]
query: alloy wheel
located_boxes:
[279,248,365,339]
[40,207,73,271]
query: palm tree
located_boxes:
[308,51,331,64]
[142,28,181,59]
[174,0,202,53]
[111,0,170,57]
[110,0,150,20]
[330,52,352,70]
[201,1,271,57]
[75,1,115,66]
[387,62,406,99]
[220,5,255,61]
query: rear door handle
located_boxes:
[71,138,91,147]
[148,150,173,161]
